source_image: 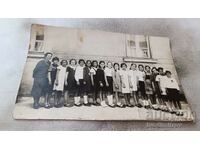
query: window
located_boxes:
[34,32,44,51]
[128,40,136,47]
[126,35,151,59]
[29,25,45,52]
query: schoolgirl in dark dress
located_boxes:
[96,61,107,106]
[104,61,114,107]
[90,60,99,105]
[137,65,146,101]
[64,59,77,107]
[83,60,93,105]
[151,67,159,110]
[50,57,59,95]
[144,65,153,108]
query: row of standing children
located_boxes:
[48,57,183,116]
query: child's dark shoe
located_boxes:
[33,103,40,109]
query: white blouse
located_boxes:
[104,67,113,77]
[137,71,145,81]
[75,65,84,81]
[164,77,180,90]
[156,74,167,88]
[90,67,97,75]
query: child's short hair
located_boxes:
[113,63,120,69]
[107,61,113,65]
[121,63,127,68]
[69,59,77,65]
[86,60,92,64]
[52,57,59,62]
[78,59,85,64]
[151,67,157,72]
[86,60,92,66]
[114,63,119,67]
[138,64,144,68]
[92,60,98,67]
[165,70,171,75]
[158,67,164,71]
[60,59,68,65]
[130,63,137,68]
[99,61,105,68]
[44,52,53,58]
[145,65,151,70]
[99,61,105,65]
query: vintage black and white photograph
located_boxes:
[13,24,193,121]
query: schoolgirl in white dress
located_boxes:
[128,63,139,106]
[54,59,68,107]
[112,63,122,107]
[120,63,131,107]
[74,59,85,106]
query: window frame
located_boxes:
[125,35,152,59]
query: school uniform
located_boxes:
[128,70,138,92]
[90,67,98,90]
[104,67,114,93]
[112,70,122,92]
[50,63,58,92]
[150,72,159,104]
[96,68,106,91]
[155,74,167,95]
[151,73,159,92]
[90,67,98,101]
[83,66,92,94]
[75,65,85,96]
[137,70,146,96]
[165,77,180,101]
[65,66,77,94]
[53,65,67,92]
[145,72,153,95]
[31,60,51,99]
[120,69,130,94]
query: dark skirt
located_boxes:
[76,79,85,96]
[84,78,93,94]
[138,81,145,96]
[145,79,153,95]
[49,78,56,93]
[166,88,180,101]
[65,78,77,93]
[106,76,113,93]
[31,77,50,99]
[154,81,162,98]
[90,75,99,98]
[97,81,106,92]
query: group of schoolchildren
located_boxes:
[46,56,183,116]
[31,52,183,116]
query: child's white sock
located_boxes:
[77,97,81,104]
[110,95,113,103]
[74,97,78,104]
[83,95,88,104]
[107,95,110,105]
[109,95,114,105]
